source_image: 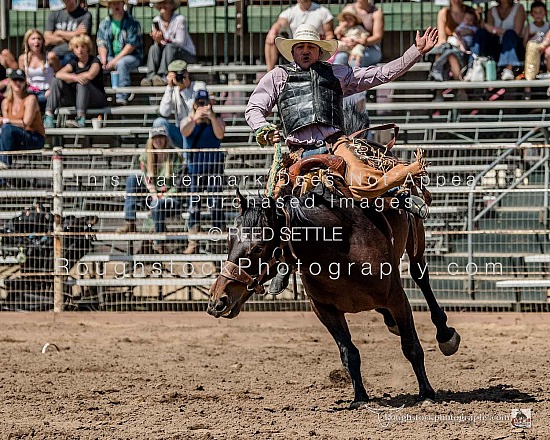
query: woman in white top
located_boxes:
[141,0,196,86]
[18,29,56,111]
[470,0,526,80]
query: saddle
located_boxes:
[280,149,431,213]
[286,154,352,199]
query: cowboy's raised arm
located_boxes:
[339,27,438,95]
[245,68,287,132]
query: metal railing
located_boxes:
[1,139,550,312]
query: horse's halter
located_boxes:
[218,244,286,295]
[217,207,296,295]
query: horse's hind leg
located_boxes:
[310,300,369,409]
[387,289,435,402]
[407,221,460,356]
[375,308,400,336]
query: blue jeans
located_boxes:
[124,174,182,233]
[470,28,524,67]
[108,55,141,101]
[0,124,45,166]
[153,117,186,149]
[31,90,47,112]
[359,44,382,67]
[187,173,225,230]
[333,51,351,65]
[332,45,382,67]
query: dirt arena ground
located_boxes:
[1,311,547,440]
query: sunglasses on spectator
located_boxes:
[196,100,210,107]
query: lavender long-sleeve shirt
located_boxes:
[245,45,422,145]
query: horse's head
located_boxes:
[208,190,285,318]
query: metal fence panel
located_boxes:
[1,138,550,312]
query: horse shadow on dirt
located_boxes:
[330,384,537,411]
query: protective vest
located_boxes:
[278,62,345,137]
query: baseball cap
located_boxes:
[8,68,26,81]
[149,126,168,139]
[167,60,188,74]
[194,89,209,101]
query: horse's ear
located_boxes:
[236,188,247,214]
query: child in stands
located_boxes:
[43,35,107,128]
[333,7,370,67]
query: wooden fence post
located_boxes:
[52,147,64,312]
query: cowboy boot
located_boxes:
[116,220,136,233]
[183,225,200,255]
[268,270,292,295]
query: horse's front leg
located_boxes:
[310,299,369,409]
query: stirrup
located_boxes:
[268,270,291,295]
[404,194,429,219]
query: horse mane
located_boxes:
[285,188,355,231]
[240,198,275,228]
[343,101,370,140]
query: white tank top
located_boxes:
[528,21,550,40]
[25,54,54,91]
[491,3,519,31]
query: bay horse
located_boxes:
[208,185,457,407]
[208,106,460,407]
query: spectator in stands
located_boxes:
[154,59,205,149]
[335,0,384,67]
[180,88,226,254]
[431,9,478,82]
[117,126,183,253]
[265,0,334,72]
[43,35,107,129]
[18,29,56,112]
[430,0,478,82]
[0,49,20,101]
[524,1,549,44]
[141,0,196,87]
[536,16,550,83]
[44,0,93,72]
[97,0,143,105]
[0,69,45,169]
[470,0,526,80]
[333,7,370,67]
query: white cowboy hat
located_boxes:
[275,24,338,62]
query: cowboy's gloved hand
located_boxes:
[255,124,280,146]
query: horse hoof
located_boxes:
[438,329,461,356]
[387,325,400,336]
[350,400,369,409]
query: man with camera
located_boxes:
[153,59,206,148]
